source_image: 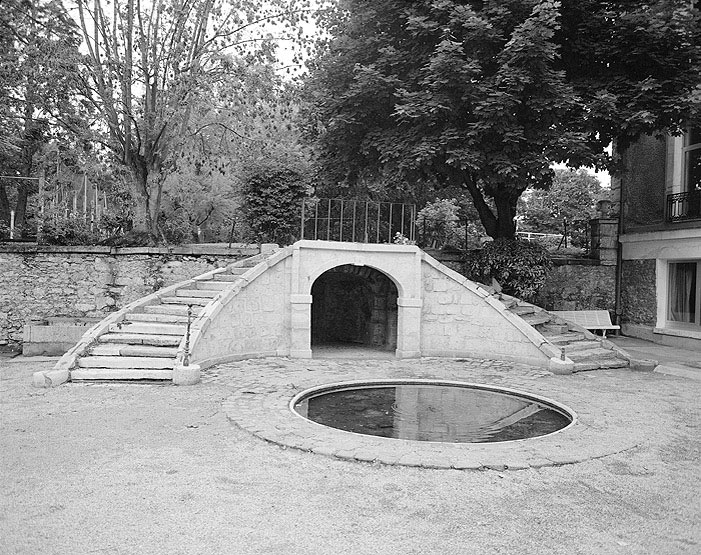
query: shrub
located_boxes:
[241,162,310,245]
[464,239,552,302]
[39,210,101,245]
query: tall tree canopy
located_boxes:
[0,0,84,231]
[303,0,701,239]
[73,0,315,239]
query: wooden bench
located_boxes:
[550,310,620,337]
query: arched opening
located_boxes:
[311,265,398,356]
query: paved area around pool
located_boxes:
[214,356,658,470]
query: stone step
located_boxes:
[194,280,230,291]
[89,344,178,358]
[71,368,173,381]
[160,296,211,306]
[143,304,203,316]
[127,312,190,324]
[545,333,587,344]
[213,274,242,282]
[500,298,518,309]
[567,347,620,361]
[229,267,251,275]
[510,305,537,316]
[573,358,629,372]
[78,356,175,369]
[99,333,181,346]
[108,322,186,335]
[175,289,218,298]
[539,323,570,334]
[558,340,602,353]
[521,312,552,326]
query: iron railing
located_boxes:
[667,190,701,222]
[300,198,416,244]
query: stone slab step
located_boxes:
[558,340,602,353]
[144,305,202,316]
[99,333,181,346]
[194,280,230,290]
[213,274,242,282]
[108,322,186,335]
[229,267,250,275]
[567,348,620,361]
[175,289,218,298]
[71,368,173,381]
[160,296,211,306]
[521,312,552,326]
[510,305,537,316]
[539,323,570,334]
[78,356,175,369]
[574,358,629,372]
[127,312,190,324]
[89,344,178,358]
[545,333,586,344]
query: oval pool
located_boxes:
[291,380,575,444]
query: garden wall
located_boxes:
[536,259,616,313]
[0,244,259,350]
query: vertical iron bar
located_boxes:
[388,203,393,243]
[401,204,405,240]
[352,201,357,242]
[364,201,369,242]
[410,205,416,242]
[327,198,331,240]
[339,199,344,242]
[314,201,319,240]
[184,304,193,366]
[376,202,381,243]
[300,198,306,240]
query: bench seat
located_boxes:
[551,310,620,337]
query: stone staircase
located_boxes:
[70,258,263,381]
[501,296,629,372]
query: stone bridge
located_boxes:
[34,240,629,387]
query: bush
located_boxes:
[39,210,101,245]
[464,239,552,302]
[241,162,310,245]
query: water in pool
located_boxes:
[294,384,571,443]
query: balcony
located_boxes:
[667,190,701,222]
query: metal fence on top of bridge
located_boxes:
[300,198,416,244]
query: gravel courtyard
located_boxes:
[1,356,699,555]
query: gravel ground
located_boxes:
[1,356,699,555]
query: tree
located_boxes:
[303,0,701,239]
[519,168,602,235]
[0,0,84,233]
[73,0,316,240]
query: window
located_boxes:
[683,126,701,192]
[668,261,700,327]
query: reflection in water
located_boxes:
[295,384,571,443]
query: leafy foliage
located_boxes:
[465,239,552,302]
[303,1,701,239]
[518,168,603,247]
[0,0,84,233]
[241,160,310,245]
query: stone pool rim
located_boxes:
[289,378,578,445]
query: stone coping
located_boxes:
[217,357,646,471]
[0,242,260,256]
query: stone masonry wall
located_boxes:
[620,259,657,326]
[420,261,547,366]
[536,261,616,312]
[191,256,291,366]
[0,245,258,349]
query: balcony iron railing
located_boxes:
[667,190,701,222]
[300,198,416,244]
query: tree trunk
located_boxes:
[459,172,517,240]
[0,184,9,225]
[492,192,518,239]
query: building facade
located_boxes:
[618,127,701,349]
